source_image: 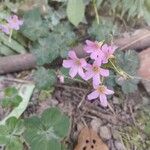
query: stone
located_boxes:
[90,118,103,132]
[142,80,150,95]
[99,126,111,140]
[113,96,120,104]
[114,141,126,150]
[138,48,150,80]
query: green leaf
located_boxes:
[0,43,16,56]
[67,0,85,26]
[21,8,49,41]
[88,19,118,41]
[115,50,139,75]
[32,22,76,65]
[116,77,139,94]
[0,33,26,54]
[1,87,22,108]
[34,67,57,90]
[144,121,150,135]
[0,117,24,150]
[0,83,35,125]
[24,107,70,150]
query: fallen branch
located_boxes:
[0,28,150,77]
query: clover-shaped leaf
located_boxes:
[115,50,139,75]
[21,8,48,41]
[34,67,57,90]
[88,19,118,41]
[24,107,70,150]
[1,87,22,108]
[0,117,25,150]
[32,22,76,65]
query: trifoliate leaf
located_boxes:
[115,50,140,94]
[1,87,22,108]
[115,50,139,75]
[0,117,25,150]
[34,67,57,90]
[116,77,139,94]
[24,107,70,150]
[88,19,118,41]
[67,0,85,26]
[21,8,48,41]
[32,22,76,65]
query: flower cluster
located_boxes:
[0,15,23,35]
[63,40,117,107]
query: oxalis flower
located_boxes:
[84,60,109,86]
[87,85,114,107]
[0,24,11,34]
[100,44,117,64]
[7,15,23,30]
[84,40,105,60]
[63,51,87,78]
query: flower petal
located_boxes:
[100,68,109,77]
[99,94,108,107]
[84,69,94,80]
[80,58,87,67]
[105,88,114,95]
[87,90,99,100]
[90,52,98,59]
[78,68,85,78]
[68,51,77,59]
[92,74,101,86]
[62,60,73,68]
[69,67,78,78]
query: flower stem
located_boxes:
[109,59,133,79]
[9,29,13,42]
[93,0,100,24]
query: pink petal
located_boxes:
[100,68,109,77]
[101,44,109,53]
[62,60,73,68]
[92,74,101,86]
[85,40,95,46]
[93,59,102,66]
[99,94,108,107]
[105,88,114,95]
[78,68,85,78]
[80,58,87,67]
[69,67,78,78]
[68,51,77,59]
[90,52,98,59]
[84,69,94,80]
[87,90,99,100]
[108,45,117,54]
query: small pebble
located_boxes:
[99,126,111,140]
[114,141,126,150]
[91,117,103,132]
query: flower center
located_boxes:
[92,66,100,73]
[75,59,81,66]
[95,41,103,49]
[108,54,114,59]
[97,86,105,94]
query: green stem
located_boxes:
[93,0,100,24]
[9,29,13,42]
[109,59,133,79]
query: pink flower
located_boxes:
[87,85,114,107]
[0,24,11,34]
[100,44,117,64]
[63,51,87,78]
[84,40,105,60]
[84,61,109,86]
[58,75,64,83]
[7,15,23,30]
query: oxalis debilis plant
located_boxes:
[63,40,134,107]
